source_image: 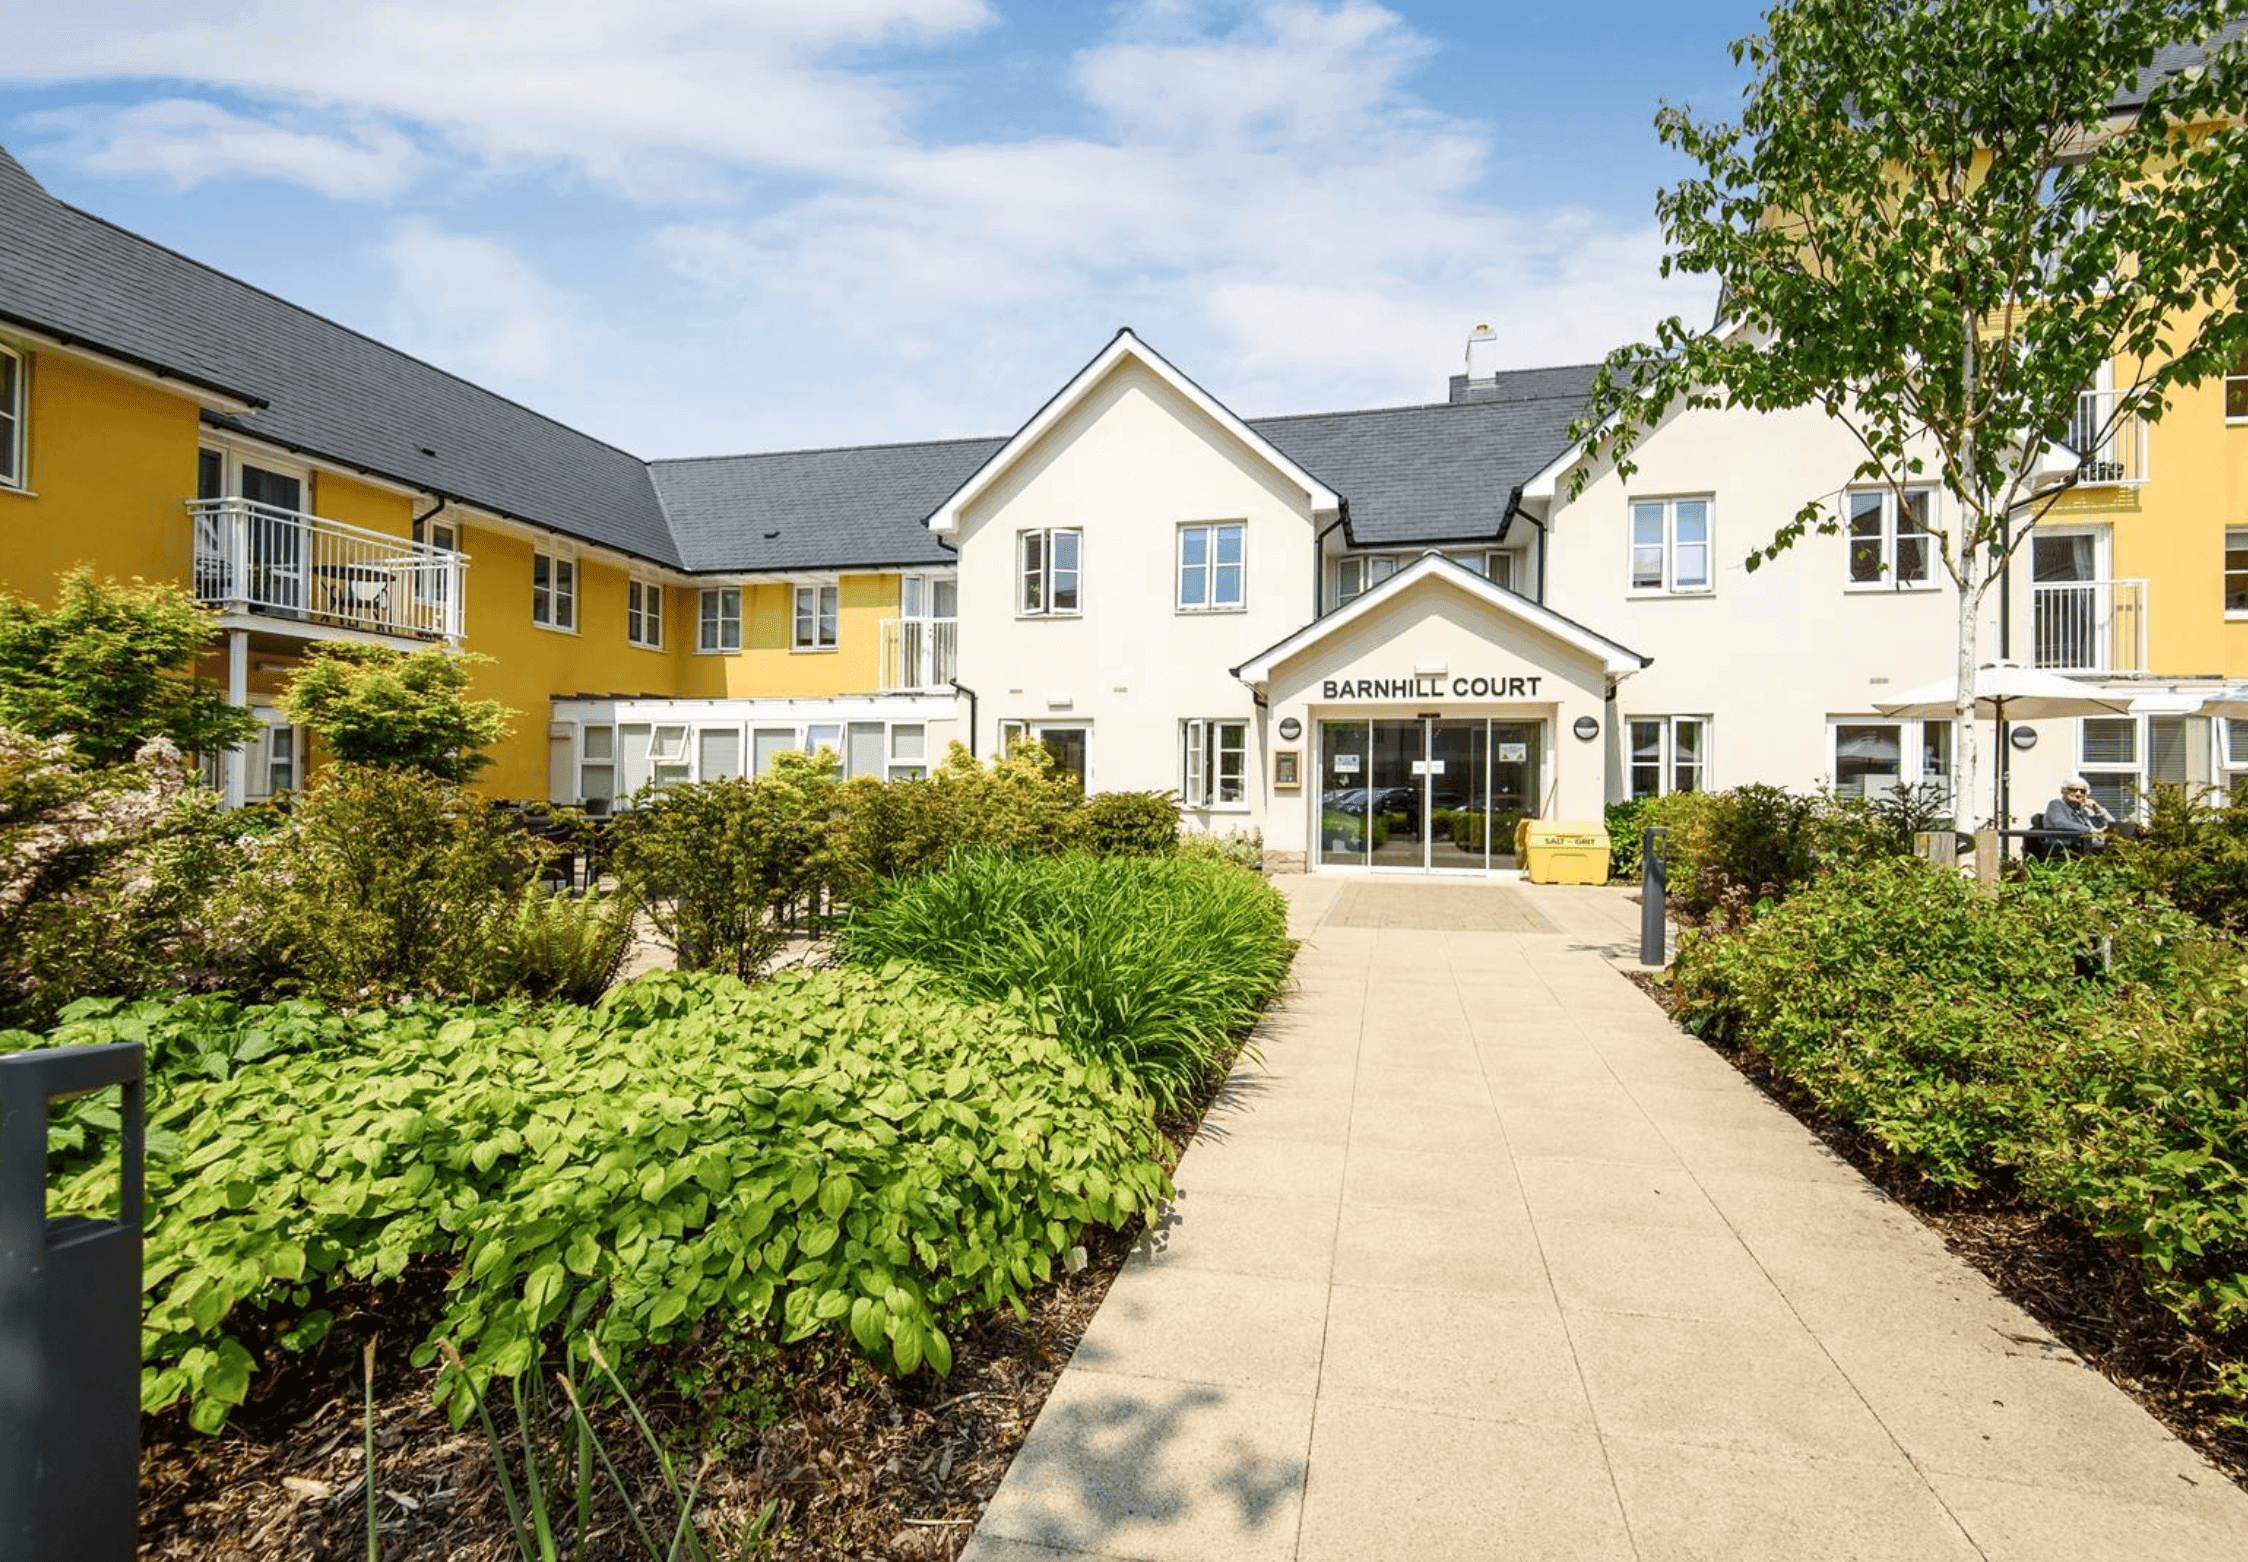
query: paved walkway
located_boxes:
[961,876,2248,1562]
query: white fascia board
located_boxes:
[927,329,1340,535]
[4,321,262,414]
[1233,551,1648,685]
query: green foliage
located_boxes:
[1572,0,2248,823]
[279,641,515,782]
[1604,798,1659,879]
[1174,828,1262,871]
[608,756,841,979]
[482,889,640,1008]
[829,743,1089,884]
[2117,782,2248,931]
[223,764,547,1001]
[22,965,1171,1434]
[838,852,1294,1115]
[1671,857,2248,1345]
[1320,809,1389,851]
[1079,790,1180,858]
[0,570,258,765]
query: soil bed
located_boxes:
[1626,965,2248,1491]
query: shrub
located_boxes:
[223,764,544,1001]
[21,967,1171,1432]
[608,757,842,979]
[482,889,639,1006]
[1079,790,1179,857]
[0,570,258,765]
[2117,782,2248,931]
[838,851,1294,1114]
[1176,828,1262,871]
[279,641,515,782]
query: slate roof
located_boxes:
[1249,365,1599,546]
[0,146,681,566]
[0,143,1597,569]
[652,436,1004,573]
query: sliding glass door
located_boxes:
[1316,718,1543,871]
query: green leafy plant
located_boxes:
[0,569,258,765]
[279,641,515,783]
[838,851,1294,1114]
[1078,790,1179,858]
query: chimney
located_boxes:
[1450,324,1502,403]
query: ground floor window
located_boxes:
[1627,716,1708,799]
[1181,718,1247,806]
[1000,720,1089,792]
[570,716,931,807]
[2081,714,2195,818]
[1828,718,1952,804]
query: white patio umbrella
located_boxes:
[1875,661,2131,828]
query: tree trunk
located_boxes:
[1956,574,1984,831]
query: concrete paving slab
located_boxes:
[1602,1439,1981,1562]
[1295,1403,1634,1562]
[966,878,2248,1560]
[970,1371,1312,1562]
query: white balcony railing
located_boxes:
[2031,577,2148,674]
[2066,388,2150,488]
[189,497,467,640]
[879,617,957,691]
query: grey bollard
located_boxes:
[0,1043,145,1562]
[1640,825,1668,966]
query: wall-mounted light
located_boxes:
[2009,724,2038,751]
[1573,716,1600,741]
[1414,660,1447,676]
[1278,716,1303,741]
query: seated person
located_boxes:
[2039,776,2117,853]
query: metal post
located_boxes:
[0,1043,145,1562]
[1640,825,1668,966]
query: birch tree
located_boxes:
[1573,0,2248,825]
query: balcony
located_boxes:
[2031,577,2148,673]
[2065,388,2149,488]
[879,617,957,691]
[189,498,467,641]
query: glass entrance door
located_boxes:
[1316,718,1544,872]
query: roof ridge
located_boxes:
[653,430,1010,466]
[1250,381,1601,426]
[14,156,651,468]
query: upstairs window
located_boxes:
[2227,347,2248,421]
[1846,488,1933,588]
[627,578,663,648]
[1335,554,1396,605]
[698,586,741,652]
[1629,498,1711,593]
[1019,528,1081,616]
[793,583,839,649]
[1178,523,1245,611]
[532,549,576,629]
[2228,528,2248,615]
[0,344,22,489]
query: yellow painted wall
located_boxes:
[673,574,899,698]
[0,349,201,601]
[310,470,411,541]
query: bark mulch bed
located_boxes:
[137,1049,1243,1562]
[1626,965,2248,1492]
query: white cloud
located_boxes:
[374,219,582,379]
[18,99,421,199]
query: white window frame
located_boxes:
[1177,522,1246,612]
[1628,497,1713,595]
[1018,529,1082,617]
[2226,346,2248,423]
[2226,527,2248,618]
[532,547,577,631]
[579,723,617,810]
[889,722,929,781]
[0,342,23,491]
[1180,718,1249,808]
[698,586,742,653]
[2080,715,2143,820]
[1844,487,1936,590]
[1827,717,1954,804]
[1335,553,1397,607]
[627,577,664,649]
[1626,716,1709,799]
[793,582,840,650]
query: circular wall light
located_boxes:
[1573,716,1600,741]
[1278,716,1302,741]
[2009,724,2039,751]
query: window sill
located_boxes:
[1187,802,1254,814]
[2225,611,2248,622]
[695,645,740,656]
[1842,582,1942,595]
[790,644,839,655]
[531,619,580,636]
[0,482,35,499]
[1177,604,1249,615]
[1624,588,1714,600]
[1016,612,1083,621]
[628,638,664,652]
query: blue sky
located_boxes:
[1,2,1759,458]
